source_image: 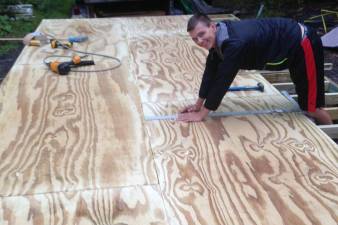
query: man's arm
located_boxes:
[178,60,239,122]
[180,51,219,113]
[199,51,220,99]
[178,41,244,122]
[203,58,240,111]
[203,41,243,111]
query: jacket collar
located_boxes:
[214,22,229,59]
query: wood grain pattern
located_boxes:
[129,33,280,104]
[142,94,297,118]
[0,185,167,225]
[0,62,157,196]
[16,18,128,66]
[219,113,338,224]
[125,14,239,38]
[145,113,338,225]
[139,70,288,118]
[129,34,205,102]
[126,16,189,37]
[129,15,338,225]
[1,15,337,225]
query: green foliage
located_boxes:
[0,0,22,4]
[0,42,18,55]
[0,1,74,54]
[0,15,12,36]
[25,0,75,18]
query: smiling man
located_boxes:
[177,13,332,125]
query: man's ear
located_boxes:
[210,22,216,31]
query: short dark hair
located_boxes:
[187,13,212,32]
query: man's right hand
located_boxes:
[180,104,200,113]
[180,97,205,113]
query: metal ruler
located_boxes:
[144,91,301,121]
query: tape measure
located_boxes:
[144,91,301,121]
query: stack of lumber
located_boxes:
[0,15,337,225]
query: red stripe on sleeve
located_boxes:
[301,37,317,112]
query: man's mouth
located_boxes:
[202,40,208,48]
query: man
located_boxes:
[177,13,332,125]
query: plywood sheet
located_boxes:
[15,18,128,66]
[0,185,168,225]
[129,34,205,102]
[1,14,337,225]
[129,34,280,104]
[219,113,338,224]
[145,114,338,225]
[125,14,239,38]
[126,16,189,37]
[0,63,157,197]
[142,94,297,119]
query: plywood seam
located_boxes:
[125,33,162,187]
[0,183,165,198]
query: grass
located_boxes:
[0,0,74,54]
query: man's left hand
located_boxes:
[177,112,205,122]
[177,107,210,122]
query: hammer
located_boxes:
[228,82,264,92]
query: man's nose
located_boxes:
[196,37,203,45]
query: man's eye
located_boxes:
[198,32,205,38]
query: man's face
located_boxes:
[189,21,216,50]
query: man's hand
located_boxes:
[177,111,205,122]
[180,98,205,113]
[177,106,210,122]
[180,104,200,113]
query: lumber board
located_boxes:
[260,70,292,83]
[129,34,280,104]
[0,38,23,41]
[126,15,189,37]
[15,18,128,66]
[273,80,330,94]
[131,15,337,225]
[291,92,338,106]
[209,13,240,21]
[145,113,338,225]
[128,34,206,102]
[125,14,239,38]
[260,63,334,83]
[326,77,338,91]
[319,124,338,138]
[0,63,157,197]
[1,14,337,225]
[324,107,338,120]
[142,94,297,119]
[0,185,168,225]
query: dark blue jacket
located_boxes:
[200,18,302,110]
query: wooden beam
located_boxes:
[260,63,333,83]
[291,93,338,106]
[318,124,338,139]
[209,14,240,21]
[260,70,291,83]
[324,63,333,71]
[0,38,23,41]
[323,107,338,120]
[325,77,338,92]
[273,81,330,93]
[322,93,338,106]
[328,83,338,92]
